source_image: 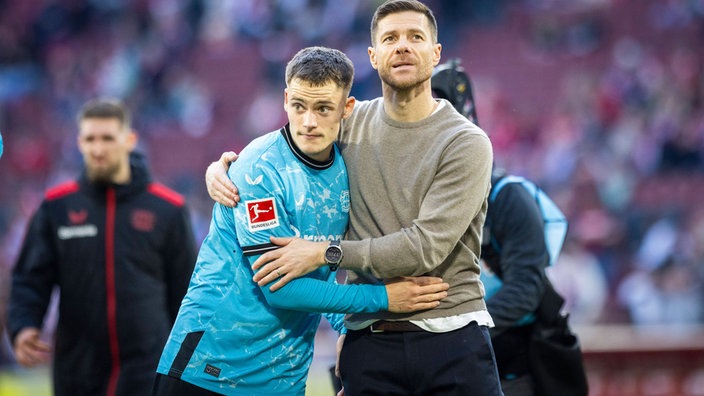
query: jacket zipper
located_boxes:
[105,187,120,396]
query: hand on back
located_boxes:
[385,276,449,313]
[206,151,239,207]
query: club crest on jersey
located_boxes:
[131,209,156,232]
[340,190,350,212]
[246,198,279,232]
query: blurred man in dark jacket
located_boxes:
[8,98,197,396]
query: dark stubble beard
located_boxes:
[86,162,121,184]
[379,66,432,92]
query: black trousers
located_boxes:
[339,322,504,396]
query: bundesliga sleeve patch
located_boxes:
[245,197,279,232]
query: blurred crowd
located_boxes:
[1,0,704,366]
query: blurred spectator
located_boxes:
[547,241,609,325]
[617,257,704,326]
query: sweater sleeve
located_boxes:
[7,202,58,342]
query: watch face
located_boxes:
[325,246,343,263]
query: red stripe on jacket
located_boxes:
[45,181,80,200]
[148,183,185,207]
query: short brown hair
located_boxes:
[370,0,438,46]
[77,98,131,129]
[285,46,355,95]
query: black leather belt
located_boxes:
[364,320,425,333]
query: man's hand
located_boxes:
[385,276,449,313]
[13,327,51,367]
[206,151,239,207]
[252,237,327,292]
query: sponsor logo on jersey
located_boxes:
[57,224,98,240]
[246,198,279,232]
[245,173,263,185]
[290,225,345,242]
[68,209,88,224]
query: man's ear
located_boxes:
[368,47,378,70]
[126,129,138,151]
[432,43,442,67]
[343,97,356,119]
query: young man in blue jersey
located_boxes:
[151,46,449,396]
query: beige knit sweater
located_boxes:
[338,98,493,322]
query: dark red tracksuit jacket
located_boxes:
[8,156,197,396]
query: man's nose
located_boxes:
[395,38,411,53]
[91,141,107,155]
[303,111,317,128]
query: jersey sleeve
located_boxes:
[230,160,388,314]
[324,311,347,334]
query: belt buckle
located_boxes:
[369,322,385,333]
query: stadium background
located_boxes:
[0,0,703,395]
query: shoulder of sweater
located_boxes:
[348,98,380,118]
[433,111,491,145]
[435,105,488,134]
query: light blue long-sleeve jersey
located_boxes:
[156,126,388,395]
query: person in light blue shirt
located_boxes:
[152,46,449,396]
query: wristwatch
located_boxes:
[324,240,343,271]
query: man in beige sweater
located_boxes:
[206,1,501,395]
